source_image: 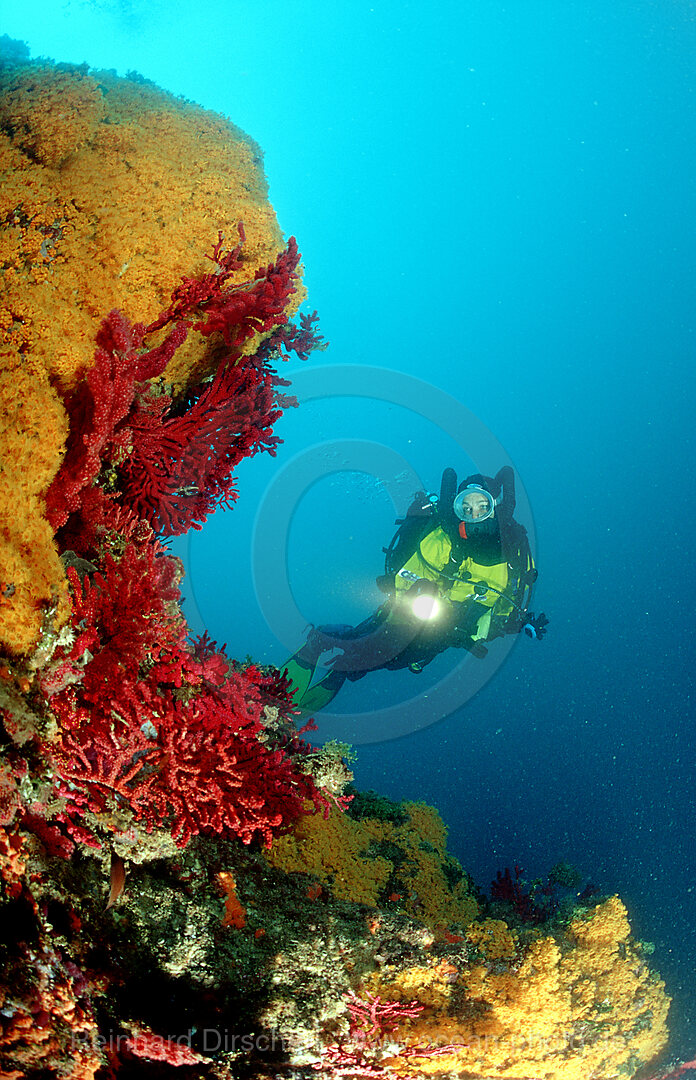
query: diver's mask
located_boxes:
[453,485,498,538]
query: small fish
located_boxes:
[106,853,126,910]
[0,581,15,602]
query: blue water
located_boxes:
[6,0,695,1061]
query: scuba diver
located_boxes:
[282,465,548,714]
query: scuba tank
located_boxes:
[379,466,466,586]
[379,489,440,586]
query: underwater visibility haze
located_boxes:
[1,0,695,1076]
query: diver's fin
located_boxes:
[281,653,316,705]
[294,669,347,714]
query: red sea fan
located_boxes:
[46,233,306,537]
[144,225,247,334]
[51,677,162,848]
[64,545,186,692]
[39,231,330,852]
[116,234,304,534]
[45,314,188,532]
[316,991,464,1077]
[52,662,325,849]
[192,236,301,344]
[260,309,327,364]
[118,351,285,534]
[491,864,545,924]
[50,558,325,848]
[128,675,325,847]
[147,230,301,349]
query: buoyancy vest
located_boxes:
[394,526,511,609]
[382,467,537,640]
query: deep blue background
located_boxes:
[6,0,695,1063]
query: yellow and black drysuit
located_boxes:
[394,524,514,646]
[282,467,540,714]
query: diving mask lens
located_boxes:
[453,486,495,523]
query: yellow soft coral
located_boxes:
[361,802,478,933]
[398,800,449,850]
[465,917,518,960]
[265,802,393,907]
[0,66,105,168]
[0,60,299,394]
[0,350,69,654]
[365,897,669,1079]
[266,799,478,931]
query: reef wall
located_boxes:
[0,44,672,1080]
[0,40,302,656]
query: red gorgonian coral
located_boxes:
[47,552,327,849]
[315,991,463,1077]
[32,231,330,853]
[46,229,322,537]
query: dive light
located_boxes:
[411,593,441,621]
[395,573,441,621]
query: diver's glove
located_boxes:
[521,612,549,640]
[375,574,395,595]
[451,597,486,637]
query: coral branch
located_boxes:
[46,233,310,537]
[119,351,286,534]
[491,864,544,923]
